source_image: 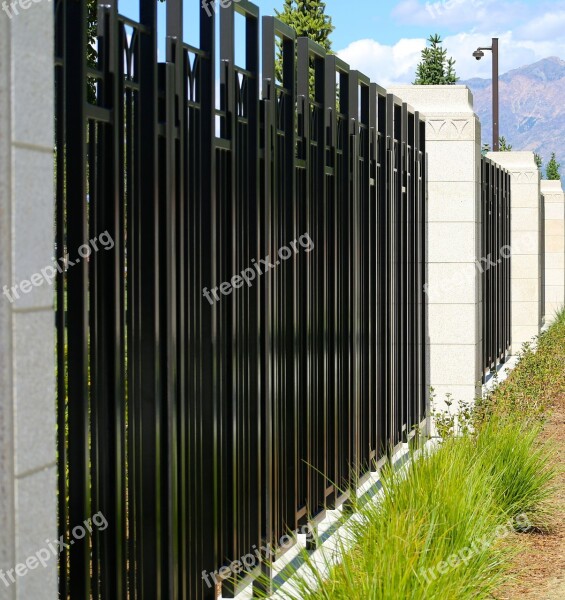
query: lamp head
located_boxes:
[473,49,485,61]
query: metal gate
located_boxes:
[54,1,427,597]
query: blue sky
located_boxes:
[119,0,565,85]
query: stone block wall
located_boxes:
[0,6,57,598]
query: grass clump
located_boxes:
[474,416,556,529]
[280,436,522,600]
[271,311,563,600]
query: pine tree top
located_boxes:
[546,153,561,180]
[414,34,459,85]
[275,0,335,51]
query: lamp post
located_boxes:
[473,38,499,152]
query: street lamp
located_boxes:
[473,38,499,152]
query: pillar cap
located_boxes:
[388,85,475,115]
[486,151,539,171]
[540,179,564,193]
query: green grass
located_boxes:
[267,311,563,600]
[474,416,557,529]
[474,308,565,429]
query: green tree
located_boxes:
[275,0,334,92]
[414,34,458,85]
[546,153,561,180]
[499,136,513,152]
[534,153,543,170]
[482,138,513,153]
[275,0,334,51]
[87,0,98,103]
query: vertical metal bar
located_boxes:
[481,158,484,375]
[338,64,351,498]
[413,111,420,427]
[64,0,91,595]
[325,55,338,507]
[420,119,427,423]
[137,0,161,595]
[164,25,179,600]
[357,80,371,475]
[296,35,311,537]
[219,15,237,594]
[368,83,378,467]
[199,4,221,599]
[165,2,183,597]
[95,4,125,597]
[244,6,262,594]
[507,171,512,353]
[283,28,298,547]
[400,102,408,441]
[386,95,397,451]
[375,89,388,458]
[258,18,275,594]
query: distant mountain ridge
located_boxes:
[462,57,565,177]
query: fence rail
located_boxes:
[55,1,427,598]
[481,156,512,378]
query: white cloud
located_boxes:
[337,24,565,86]
[337,38,426,86]
[516,10,565,41]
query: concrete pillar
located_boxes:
[488,152,542,351]
[389,85,483,412]
[0,5,57,599]
[541,180,565,323]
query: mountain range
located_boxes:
[462,56,565,178]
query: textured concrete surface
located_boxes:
[0,9,57,599]
[488,151,542,352]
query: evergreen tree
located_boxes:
[534,153,543,170]
[414,34,458,85]
[499,136,512,152]
[482,138,513,153]
[275,0,335,92]
[546,153,561,180]
[275,0,334,52]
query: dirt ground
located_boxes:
[496,391,565,600]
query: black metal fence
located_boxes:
[481,156,512,378]
[54,1,427,597]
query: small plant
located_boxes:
[432,392,473,440]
